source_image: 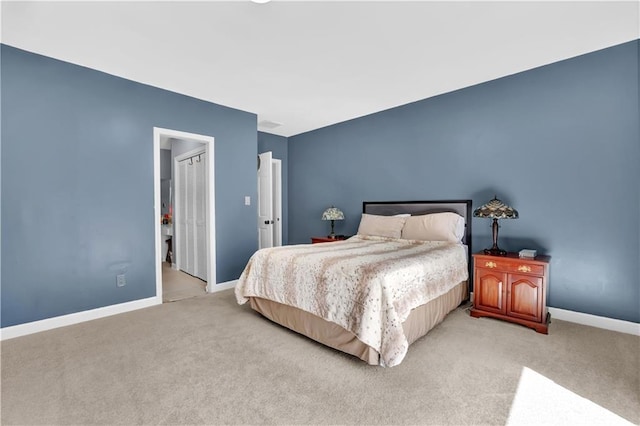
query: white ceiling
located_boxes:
[2,1,638,137]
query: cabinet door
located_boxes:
[507,274,543,322]
[474,268,507,314]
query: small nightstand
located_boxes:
[311,236,348,244]
[470,252,551,334]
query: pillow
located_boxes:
[357,214,407,239]
[401,212,465,243]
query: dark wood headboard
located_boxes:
[363,200,473,280]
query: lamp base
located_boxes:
[484,247,507,256]
[327,220,336,239]
[485,218,507,256]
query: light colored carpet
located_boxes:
[162,262,206,303]
[1,289,638,425]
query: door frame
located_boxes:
[153,127,216,300]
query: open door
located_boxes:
[272,159,282,247]
[257,151,273,249]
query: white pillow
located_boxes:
[401,212,465,242]
[357,214,407,239]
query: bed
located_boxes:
[235,200,472,367]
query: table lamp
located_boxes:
[473,196,518,256]
[321,206,344,238]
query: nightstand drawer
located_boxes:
[481,259,544,275]
[509,262,544,275]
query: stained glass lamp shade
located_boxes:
[473,196,518,256]
[321,206,344,238]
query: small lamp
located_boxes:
[473,196,518,256]
[321,206,344,238]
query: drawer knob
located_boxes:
[485,261,497,268]
[518,265,532,273]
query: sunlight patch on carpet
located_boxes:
[507,367,634,425]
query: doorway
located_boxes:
[257,151,283,249]
[153,128,216,303]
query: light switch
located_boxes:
[245,196,251,206]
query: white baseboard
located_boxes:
[2,279,238,340]
[6,286,635,341]
[548,307,640,336]
[0,296,161,341]
[209,279,237,293]
[469,292,638,336]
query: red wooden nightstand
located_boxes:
[470,252,551,334]
[311,236,348,244]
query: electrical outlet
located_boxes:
[244,196,251,206]
[116,274,126,287]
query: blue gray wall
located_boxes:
[1,45,258,327]
[288,40,640,323]
[258,131,289,245]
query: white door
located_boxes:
[258,151,273,249]
[176,149,207,280]
[185,158,196,275]
[194,153,207,280]
[176,159,190,273]
[272,159,282,247]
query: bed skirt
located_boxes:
[248,280,468,365]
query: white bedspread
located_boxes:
[235,235,468,367]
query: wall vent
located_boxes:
[258,120,282,129]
